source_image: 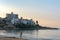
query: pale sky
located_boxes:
[0,0,60,28]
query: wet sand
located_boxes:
[0,37,27,40]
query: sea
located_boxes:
[0,29,60,40]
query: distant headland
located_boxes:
[0,12,58,30]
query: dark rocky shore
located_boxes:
[0,23,58,30]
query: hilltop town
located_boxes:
[0,12,58,30]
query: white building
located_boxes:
[20,19,28,24]
[6,12,18,21]
[11,18,19,24]
[6,12,19,24]
[27,19,35,25]
[20,18,35,25]
[6,12,36,25]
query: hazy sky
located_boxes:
[0,0,60,28]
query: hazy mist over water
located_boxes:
[0,30,60,40]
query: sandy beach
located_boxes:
[0,37,27,40]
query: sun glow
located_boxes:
[0,5,17,17]
[0,5,7,12]
[0,5,7,17]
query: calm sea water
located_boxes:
[0,29,60,40]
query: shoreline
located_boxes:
[0,37,27,40]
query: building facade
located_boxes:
[6,12,36,25]
[6,12,19,24]
[20,18,35,25]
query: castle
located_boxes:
[6,12,37,25]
